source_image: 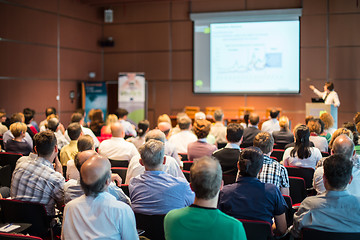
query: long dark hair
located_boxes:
[290,125,311,159]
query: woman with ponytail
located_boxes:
[282,125,322,169]
[127,120,150,150]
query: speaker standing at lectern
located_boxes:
[309,82,340,107]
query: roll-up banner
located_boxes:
[118,73,146,125]
[82,82,108,123]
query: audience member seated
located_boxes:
[169,115,197,154]
[209,109,227,146]
[194,111,216,145]
[0,186,10,198]
[11,131,64,215]
[282,125,322,169]
[115,108,137,137]
[168,112,187,138]
[100,114,118,138]
[343,121,360,151]
[66,135,94,180]
[320,112,336,136]
[65,112,100,148]
[88,109,104,137]
[272,116,294,148]
[127,120,149,150]
[0,110,8,136]
[125,129,184,184]
[327,128,353,154]
[47,117,69,151]
[212,123,244,176]
[261,108,281,134]
[241,113,261,148]
[23,108,37,138]
[307,119,328,152]
[158,121,181,166]
[3,113,33,150]
[62,154,137,240]
[60,123,82,168]
[5,122,32,155]
[254,132,290,195]
[291,154,360,238]
[39,107,56,131]
[64,150,129,205]
[129,139,194,215]
[218,147,287,236]
[314,135,360,198]
[187,119,217,161]
[164,156,247,240]
[98,122,139,161]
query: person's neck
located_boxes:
[14,136,24,142]
[145,166,163,171]
[193,197,218,208]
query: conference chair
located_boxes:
[270,149,285,162]
[134,212,166,240]
[0,199,58,239]
[109,159,129,168]
[0,138,3,149]
[288,177,307,205]
[0,152,23,177]
[320,151,330,158]
[282,195,296,227]
[120,184,129,197]
[182,161,193,171]
[0,164,12,188]
[238,219,273,240]
[285,166,314,189]
[182,170,190,182]
[178,153,188,161]
[0,233,42,240]
[301,228,360,240]
[111,167,128,183]
[184,106,200,119]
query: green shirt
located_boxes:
[164,205,247,240]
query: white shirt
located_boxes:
[261,119,280,134]
[64,126,100,148]
[125,155,185,184]
[210,122,227,143]
[98,137,139,161]
[119,119,137,137]
[313,89,340,107]
[54,131,69,150]
[309,135,328,152]
[168,130,197,154]
[283,147,322,170]
[62,192,138,240]
[66,159,79,180]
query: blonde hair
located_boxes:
[307,119,321,135]
[279,116,289,129]
[106,114,118,126]
[10,122,27,138]
[157,114,172,125]
[328,128,353,150]
[320,112,334,130]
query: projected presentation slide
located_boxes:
[209,21,299,93]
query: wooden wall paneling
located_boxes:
[329,14,360,46]
[329,0,360,13]
[330,79,360,113]
[172,51,192,81]
[147,81,172,127]
[246,0,301,10]
[329,47,360,80]
[300,48,327,80]
[59,80,81,126]
[104,53,138,80]
[171,21,192,50]
[6,0,58,13]
[60,17,102,51]
[302,0,327,15]
[300,15,326,47]
[0,41,57,79]
[190,0,246,13]
[171,1,190,21]
[60,49,102,81]
[0,3,57,46]
[59,0,101,23]
[103,22,170,52]
[111,2,170,23]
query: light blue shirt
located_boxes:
[291,190,360,238]
[129,171,195,215]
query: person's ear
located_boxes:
[349,175,353,185]
[139,159,144,166]
[163,156,166,165]
[220,180,224,190]
[34,146,38,154]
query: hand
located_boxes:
[111,173,122,186]
[58,123,65,134]
[54,155,63,175]
[309,85,315,90]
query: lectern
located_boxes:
[305,103,338,128]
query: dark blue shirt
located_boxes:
[218,177,287,224]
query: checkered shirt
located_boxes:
[10,154,65,215]
[258,155,290,189]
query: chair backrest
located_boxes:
[0,233,43,240]
[0,152,23,176]
[182,161,193,171]
[282,195,295,227]
[134,212,165,240]
[301,228,360,240]
[109,159,129,168]
[0,164,12,187]
[320,151,330,157]
[270,149,285,162]
[0,138,4,150]
[178,153,188,161]
[285,166,314,189]
[182,170,190,182]
[288,176,307,204]
[111,167,127,182]
[184,106,200,119]
[238,219,273,240]
[120,184,129,197]
[0,199,51,238]
[223,174,236,185]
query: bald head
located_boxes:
[249,113,260,126]
[332,134,355,160]
[158,122,171,136]
[80,155,111,197]
[75,150,97,172]
[111,122,124,138]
